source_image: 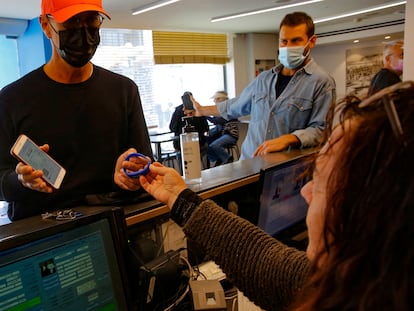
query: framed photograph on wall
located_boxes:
[346,45,383,98]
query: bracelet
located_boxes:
[122,152,151,178]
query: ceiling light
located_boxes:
[314,1,406,24]
[132,0,180,16]
[384,35,391,39]
[353,39,360,43]
[211,0,323,23]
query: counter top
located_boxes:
[0,147,318,229]
[123,147,318,226]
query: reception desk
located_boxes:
[0,147,318,311]
[0,147,318,232]
[123,147,318,227]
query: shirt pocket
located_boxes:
[250,92,268,122]
[286,97,313,130]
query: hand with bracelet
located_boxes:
[114,148,152,191]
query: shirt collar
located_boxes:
[273,58,316,75]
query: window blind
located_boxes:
[152,31,229,64]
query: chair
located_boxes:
[205,143,240,168]
[160,150,179,166]
[159,142,182,174]
[200,143,209,170]
[226,143,240,161]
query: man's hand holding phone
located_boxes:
[11,134,66,191]
[182,91,194,111]
[181,91,217,117]
[190,96,204,117]
[15,144,53,193]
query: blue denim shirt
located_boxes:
[217,59,336,159]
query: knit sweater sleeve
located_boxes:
[182,199,311,311]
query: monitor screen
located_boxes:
[258,156,312,236]
[0,211,129,311]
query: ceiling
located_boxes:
[0,0,406,40]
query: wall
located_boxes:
[310,39,410,99]
[231,33,277,95]
[311,43,346,98]
[5,4,414,95]
[231,33,250,96]
[0,17,49,88]
[17,18,50,76]
[230,31,368,98]
[224,35,236,99]
[311,21,406,99]
[0,18,48,89]
[0,36,19,88]
[230,22,408,99]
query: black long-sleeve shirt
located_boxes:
[0,65,153,220]
[368,68,401,96]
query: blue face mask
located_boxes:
[278,41,311,69]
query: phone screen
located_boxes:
[12,135,65,189]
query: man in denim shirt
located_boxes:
[192,12,336,160]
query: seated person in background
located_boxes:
[140,81,414,311]
[207,117,239,166]
[206,91,239,166]
[367,39,403,96]
[169,103,209,156]
[206,91,230,144]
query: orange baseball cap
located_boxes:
[41,0,111,23]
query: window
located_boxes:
[93,29,225,129]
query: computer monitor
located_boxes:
[257,155,313,237]
[0,207,130,311]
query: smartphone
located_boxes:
[10,134,66,189]
[182,91,194,110]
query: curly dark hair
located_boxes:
[292,82,414,311]
[280,12,315,39]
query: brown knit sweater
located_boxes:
[179,198,311,311]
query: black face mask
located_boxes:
[57,27,100,68]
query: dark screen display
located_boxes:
[258,158,310,236]
[0,218,128,311]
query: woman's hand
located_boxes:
[139,162,188,209]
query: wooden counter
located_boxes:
[0,147,318,230]
[123,147,318,227]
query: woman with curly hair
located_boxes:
[138,81,414,311]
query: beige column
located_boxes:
[403,0,414,80]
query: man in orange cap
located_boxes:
[40,0,111,68]
[41,0,110,23]
[0,0,153,220]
